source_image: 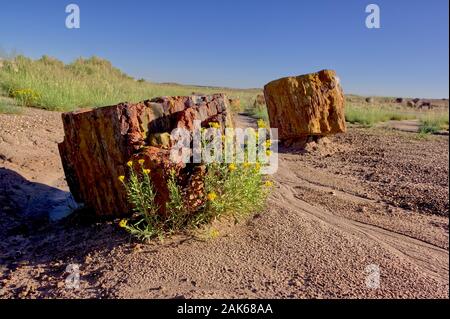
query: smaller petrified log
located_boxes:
[263,70,346,141]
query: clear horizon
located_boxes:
[0,0,448,98]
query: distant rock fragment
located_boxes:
[419,101,432,109]
[253,94,266,108]
[228,98,241,110]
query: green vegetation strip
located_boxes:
[0,55,259,112]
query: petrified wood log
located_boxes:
[263,69,346,141]
[58,94,231,217]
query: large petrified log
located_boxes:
[263,69,346,142]
[58,94,232,218]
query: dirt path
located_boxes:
[274,159,448,285]
[0,110,448,298]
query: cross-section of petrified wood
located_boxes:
[58,94,231,217]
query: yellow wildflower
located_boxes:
[119,219,128,228]
[265,140,272,148]
[223,134,233,143]
[138,159,145,165]
[265,180,273,187]
[209,122,220,129]
[118,175,125,182]
[228,163,237,171]
[209,228,220,239]
[266,150,272,156]
[127,160,133,167]
[207,192,217,201]
[257,119,267,129]
[255,162,261,170]
[243,162,251,168]
[143,169,151,175]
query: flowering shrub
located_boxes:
[10,88,41,107]
[118,122,273,241]
[118,160,163,240]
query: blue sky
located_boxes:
[0,0,448,98]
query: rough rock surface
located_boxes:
[263,69,346,141]
[253,94,266,108]
[228,98,241,110]
[58,94,231,218]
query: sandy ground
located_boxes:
[0,108,448,299]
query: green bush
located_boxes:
[118,160,163,241]
[10,88,41,107]
[244,102,269,121]
[419,113,449,134]
[200,161,269,224]
[118,127,272,241]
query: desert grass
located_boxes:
[245,105,269,121]
[0,55,260,112]
[0,95,22,114]
[419,112,449,134]
[244,101,421,127]
[345,103,416,126]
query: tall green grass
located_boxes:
[0,94,22,114]
[245,105,269,121]
[419,112,449,134]
[345,104,415,126]
[245,102,420,127]
[346,102,449,135]
[0,55,259,111]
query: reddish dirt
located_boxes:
[0,109,448,299]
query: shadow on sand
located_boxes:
[0,168,76,222]
[0,168,130,297]
[0,168,196,297]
